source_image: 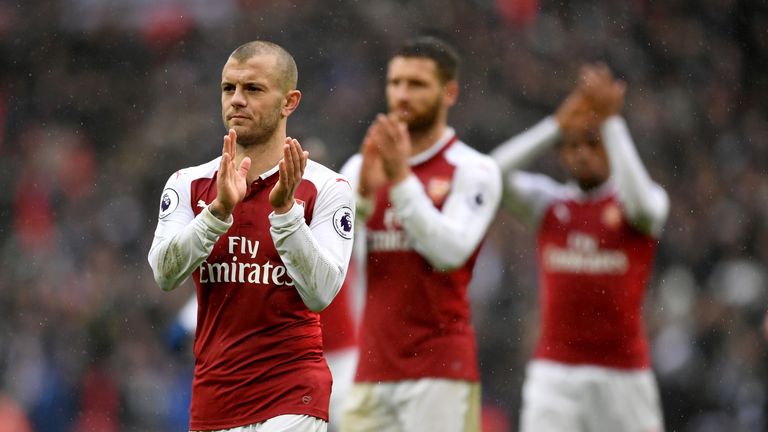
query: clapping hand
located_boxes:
[270,137,308,214]
[370,113,412,185]
[210,129,252,221]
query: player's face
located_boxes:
[386,57,447,133]
[559,130,610,190]
[221,54,286,147]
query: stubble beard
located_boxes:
[225,103,283,148]
[394,97,441,135]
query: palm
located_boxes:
[212,129,251,218]
[220,162,247,204]
[269,137,308,214]
[359,131,387,198]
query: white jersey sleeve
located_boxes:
[602,116,669,237]
[269,161,355,312]
[389,144,502,271]
[147,159,232,292]
[491,117,564,228]
[340,154,375,222]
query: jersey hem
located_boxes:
[189,408,328,430]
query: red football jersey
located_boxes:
[150,157,355,430]
[319,260,357,352]
[188,170,329,429]
[347,130,501,382]
[535,193,657,368]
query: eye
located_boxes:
[221,84,234,92]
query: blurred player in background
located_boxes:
[491,63,669,432]
[148,40,354,432]
[339,36,501,432]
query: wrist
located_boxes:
[273,200,294,215]
[387,165,411,186]
[209,200,232,221]
[358,184,376,200]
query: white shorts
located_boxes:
[192,414,327,432]
[520,360,664,432]
[341,378,480,432]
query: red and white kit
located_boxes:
[342,127,501,383]
[493,115,669,431]
[148,157,354,431]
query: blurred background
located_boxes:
[1,0,767,431]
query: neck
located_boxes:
[409,122,448,156]
[577,177,608,192]
[236,132,286,184]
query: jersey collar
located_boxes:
[408,127,457,166]
[569,178,616,201]
[259,164,280,181]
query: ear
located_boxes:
[443,80,459,108]
[282,90,302,117]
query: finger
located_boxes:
[595,63,612,81]
[224,129,234,158]
[222,133,231,158]
[615,80,627,97]
[362,130,377,157]
[285,138,300,180]
[370,118,388,150]
[238,156,251,178]
[220,135,231,182]
[289,138,307,174]
[378,115,399,147]
[395,121,409,143]
[229,128,237,153]
[276,159,288,195]
[377,113,395,134]
[290,138,303,176]
[582,68,598,87]
[579,64,595,85]
[301,150,309,173]
[219,151,231,180]
[282,140,293,180]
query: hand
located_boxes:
[371,113,412,184]
[555,89,596,137]
[270,137,308,214]
[357,123,388,199]
[210,129,251,220]
[578,63,626,122]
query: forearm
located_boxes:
[390,169,501,271]
[491,117,561,173]
[602,116,669,235]
[340,154,376,222]
[270,203,351,312]
[148,206,232,291]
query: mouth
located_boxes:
[393,107,412,119]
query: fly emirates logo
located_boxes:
[199,237,294,286]
[368,209,412,252]
[543,232,628,275]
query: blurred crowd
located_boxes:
[0,0,766,431]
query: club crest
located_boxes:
[427,177,451,205]
[601,203,622,229]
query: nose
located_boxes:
[231,86,246,107]
[388,81,410,103]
